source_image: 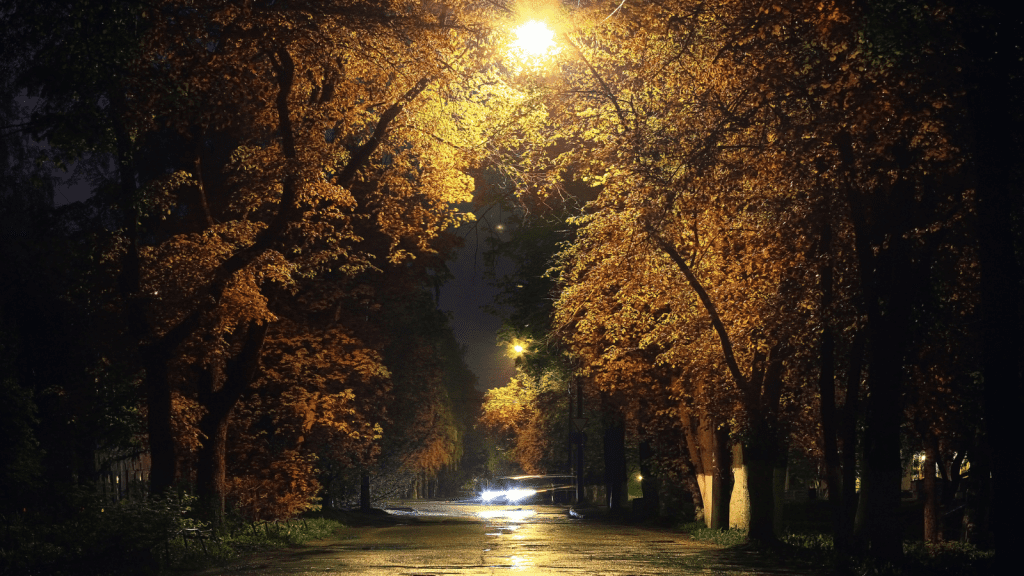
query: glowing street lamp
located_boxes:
[507,20,562,72]
[508,338,530,359]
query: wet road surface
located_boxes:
[189,501,823,575]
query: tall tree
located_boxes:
[110,0,506,519]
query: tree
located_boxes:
[517,0,972,555]
[108,0,505,520]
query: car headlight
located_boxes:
[505,488,537,502]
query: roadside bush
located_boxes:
[679,521,748,547]
[680,522,992,576]
[1,490,194,576]
[159,516,342,571]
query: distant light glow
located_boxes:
[479,487,537,503]
[514,344,524,354]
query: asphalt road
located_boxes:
[190,501,823,575]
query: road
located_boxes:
[190,501,823,575]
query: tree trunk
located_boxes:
[144,352,176,494]
[195,322,268,526]
[710,423,732,530]
[818,326,847,547]
[840,331,865,552]
[603,417,627,513]
[360,472,371,512]
[682,411,731,528]
[773,459,787,535]
[741,418,780,544]
[960,441,992,547]
[923,434,942,542]
[196,408,229,525]
[729,443,749,530]
[816,184,848,551]
[196,360,229,525]
[638,438,660,518]
[862,343,906,562]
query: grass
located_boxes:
[158,516,344,573]
[677,521,750,547]
[677,521,995,576]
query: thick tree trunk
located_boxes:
[819,327,848,547]
[837,131,915,563]
[603,417,627,513]
[862,341,906,562]
[816,187,848,550]
[682,412,731,528]
[744,444,777,544]
[710,423,732,530]
[773,458,787,535]
[729,443,749,530]
[144,352,177,494]
[196,359,229,525]
[195,322,268,525]
[196,409,229,525]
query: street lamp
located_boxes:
[506,19,561,73]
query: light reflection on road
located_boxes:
[476,508,537,522]
[188,501,822,575]
[383,502,574,572]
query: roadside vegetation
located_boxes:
[0,491,343,576]
[681,520,995,575]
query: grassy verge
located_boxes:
[158,516,344,573]
[678,523,994,576]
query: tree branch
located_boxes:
[654,234,747,390]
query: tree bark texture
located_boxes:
[923,435,942,542]
[682,411,731,529]
[195,321,269,525]
[360,472,371,512]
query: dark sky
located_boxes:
[437,206,518,392]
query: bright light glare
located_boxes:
[480,487,537,503]
[513,345,524,354]
[506,488,537,502]
[508,20,561,69]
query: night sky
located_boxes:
[437,206,518,392]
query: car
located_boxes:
[479,474,576,504]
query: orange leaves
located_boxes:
[479,367,568,473]
[226,449,320,521]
